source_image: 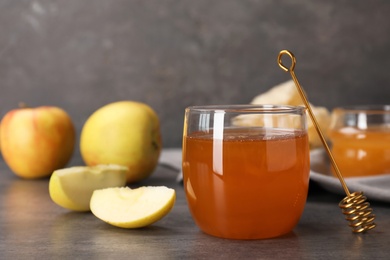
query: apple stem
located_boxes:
[18,102,28,108]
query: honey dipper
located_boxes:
[277,50,376,233]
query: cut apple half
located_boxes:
[90,186,176,228]
[49,164,128,211]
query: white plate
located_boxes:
[310,149,390,203]
[159,148,183,182]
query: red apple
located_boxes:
[0,106,76,179]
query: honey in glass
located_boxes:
[329,106,390,177]
[182,105,310,239]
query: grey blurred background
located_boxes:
[1,0,390,149]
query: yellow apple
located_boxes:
[49,164,128,211]
[90,186,176,228]
[80,101,162,183]
[0,106,75,179]
[0,120,2,153]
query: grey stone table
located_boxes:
[1,150,389,259]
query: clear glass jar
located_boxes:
[182,105,310,239]
[328,105,390,177]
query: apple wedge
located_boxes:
[49,164,128,212]
[90,186,176,228]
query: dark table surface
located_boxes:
[1,150,389,259]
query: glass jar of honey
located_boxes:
[328,105,390,177]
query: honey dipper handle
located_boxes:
[277,50,351,197]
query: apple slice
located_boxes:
[49,164,128,212]
[90,186,176,228]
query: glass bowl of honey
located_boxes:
[328,105,390,177]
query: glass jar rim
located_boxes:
[186,104,306,114]
[333,105,390,114]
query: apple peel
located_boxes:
[90,186,176,228]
